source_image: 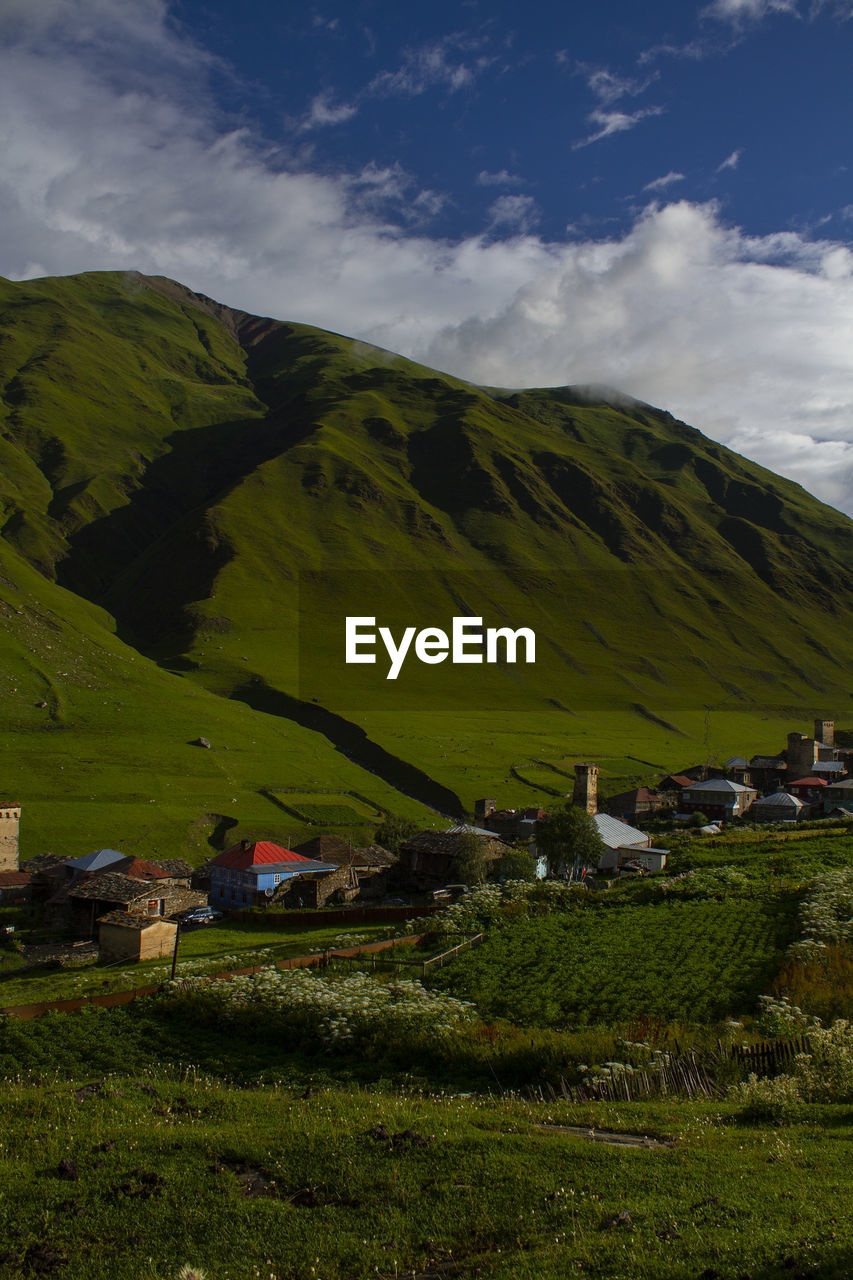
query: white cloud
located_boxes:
[367,37,483,98]
[717,148,743,171]
[3,2,853,516]
[487,195,539,233]
[422,202,853,515]
[703,0,799,22]
[580,65,659,106]
[644,171,686,191]
[298,90,357,130]
[477,169,524,187]
[573,107,664,149]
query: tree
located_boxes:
[493,846,537,882]
[374,816,420,854]
[452,832,491,885]
[534,805,606,879]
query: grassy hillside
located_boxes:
[3,269,853,852]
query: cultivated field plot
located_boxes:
[265,789,384,825]
[430,896,798,1026]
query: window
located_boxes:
[274,874,281,884]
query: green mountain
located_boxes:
[2,269,852,858]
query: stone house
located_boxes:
[0,870,32,905]
[750,790,804,824]
[605,787,666,821]
[47,860,204,937]
[97,911,178,963]
[396,825,510,889]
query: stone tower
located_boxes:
[0,803,21,872]
[572,763,599,816]
[787,733,817,780]
[474,799,497,823]
[814,719,835,749]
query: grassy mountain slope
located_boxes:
[2,269,853,852]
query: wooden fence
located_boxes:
[528,1034,815,1105]
[326,932,484,979]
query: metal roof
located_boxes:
[212,841,312,870]
[594,813,648,850]
[242,859,336,877]
[754,791,803,809]
[444,824,501,837]
[66,848,125,873]
[683,778,755,793]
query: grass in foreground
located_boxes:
[0,1074,850,1280]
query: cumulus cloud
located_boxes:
[422,202,853,515]
[3,2,853,514]
[644,171,686,191]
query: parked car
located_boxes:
[176,907,222,928]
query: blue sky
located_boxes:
[2,0,853,511]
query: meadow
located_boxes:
[2,1075,852,1280]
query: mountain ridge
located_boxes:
[1,268,852,855]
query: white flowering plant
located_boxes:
[161,965,476,1052]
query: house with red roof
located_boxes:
[209,840,335,909]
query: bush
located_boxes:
[794,1019,853,1103]
[729,1072,804,1122]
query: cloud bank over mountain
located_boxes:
[2,0,853,512]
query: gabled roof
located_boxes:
[0,871,31,887]
[444,824,501,838]
[594,813,648,850]
[242,858,334,877]
[788,776,828,788]
[401,830,510,859]
[754,790,803,809]
[22,853,65,876]
[69,873,169,904]
[212,840,312,870]
[97,909,176,930]
[352,844,396,867]
[683,778,755,794]
[827,777,853,790]
[724,757,750,768]
[659,774,693,788]
[66,848,126,873]
[608,787,660,806]
[108,856,172,880]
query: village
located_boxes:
[0,715,851,972]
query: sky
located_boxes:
[2,0,853,511]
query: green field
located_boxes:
[429,895,797,1026]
